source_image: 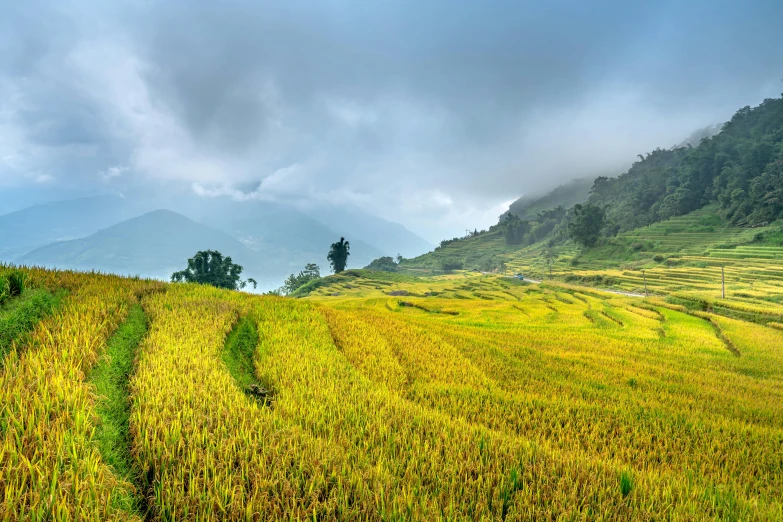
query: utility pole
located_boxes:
[642,269,648,297]
[721,265,725,299]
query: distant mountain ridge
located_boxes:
[0,196,139,260]
[20,209,268,281]
[1,194,431,290]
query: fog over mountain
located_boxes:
[1,1,782,243]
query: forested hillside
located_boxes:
[505,177,593,220]
[590,95,783,232]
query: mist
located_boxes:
[1,0,782,242]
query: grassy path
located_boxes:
[90,303,149,517]
[223,315,269,401]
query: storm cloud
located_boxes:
[1,0,782,240]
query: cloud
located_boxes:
[1,0,782,239]
[99,164,128,182]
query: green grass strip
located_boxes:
[223,316,265,395]
[0,288,64,362]
[90,303,149,515]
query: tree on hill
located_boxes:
[501,214,531,245]
[171,250,257,290]
[568,204,606,248]
[327,237,350,273]
[365,256,398,272]
[283,263,321,294]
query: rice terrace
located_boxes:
[3,1,783,520]
[2,259,782,520]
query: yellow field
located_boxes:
[1,267,782,520]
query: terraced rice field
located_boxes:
[502,208,783,310]
[2,266,783,520]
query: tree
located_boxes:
[396,254,404,264]
[283,263,321,294]
[567,204,606,248]
[440,259,463,272]
[327,237,351,273]
[171,250,257,290]
[364,256,398,272]
[501,214,531,245]
[541,248,557,278]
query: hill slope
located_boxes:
[505,177,593,220]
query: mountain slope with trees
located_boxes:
[590,95,783,232]
[402,94,783,273]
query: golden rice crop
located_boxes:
[2,267,783,520]
[0,268,162,521]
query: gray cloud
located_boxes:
[1,0,782,241]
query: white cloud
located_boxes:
[99,164,128,182]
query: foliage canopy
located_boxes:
[327,237,351,273]
[171,250,257,290]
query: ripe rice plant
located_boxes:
[1,267,782,520]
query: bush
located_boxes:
[364,257,398,272]
[653,254,665,263]
[440,260,464,272]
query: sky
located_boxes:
[1,0,782,242]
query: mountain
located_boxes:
[19,210,282,287]
[505,178,594,220]
[301,205,433,259]
[0,195,138,260]
[178,199,385,272]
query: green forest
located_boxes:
[498,95,783,248]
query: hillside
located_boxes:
[405,95,783,287]
[3,264,783,519]
[589,95,783,231]
[505,177,593,220]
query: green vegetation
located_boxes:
[222,316,264,395]
[364,256,399,271]
[89,303,148,515]
[0,269,27,303]
[590,96,783,232]
[0,287,63,360]
[327,236,351,273]
[283,263,321,294]
[568,203,606,247]
[171,249,257,290]
[506,177,593,220]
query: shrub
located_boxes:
[653,254,665,263]
[440,260,464,272]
